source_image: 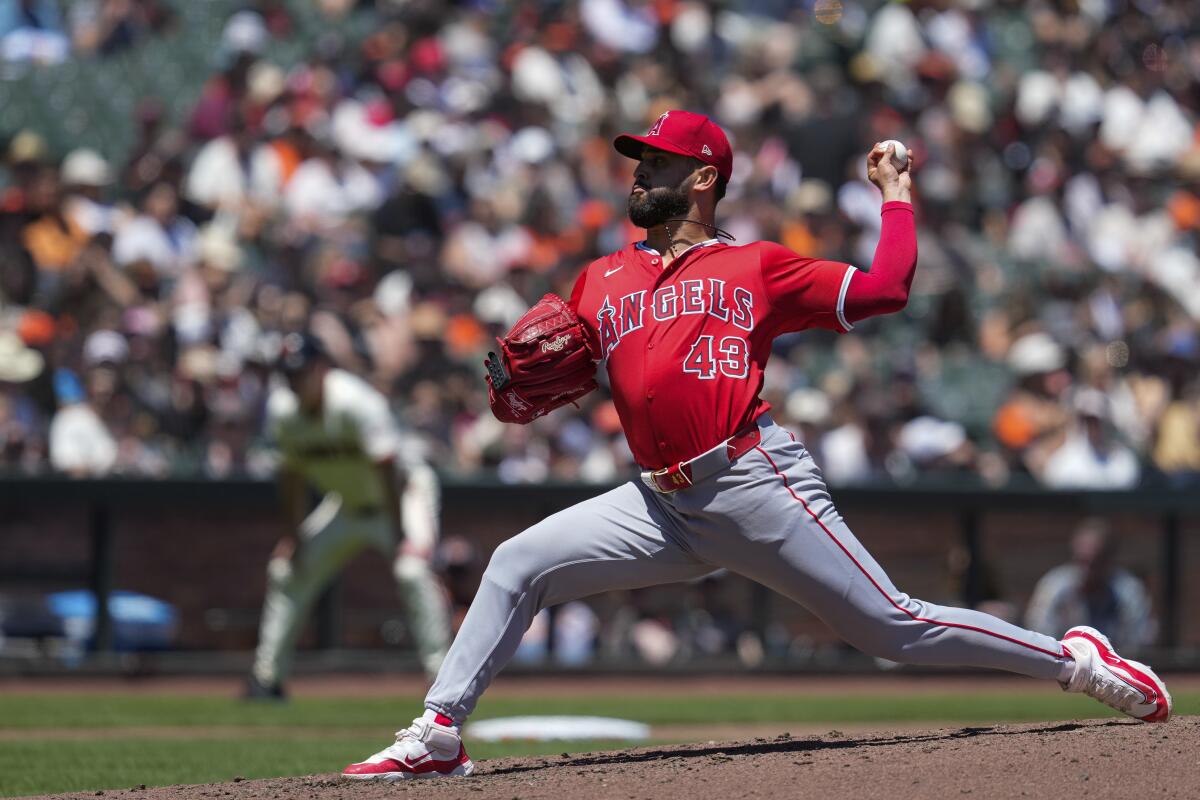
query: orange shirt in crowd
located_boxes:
[22,215,88,272]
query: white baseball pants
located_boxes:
[425,416,1069,722]
[252,465,451,685]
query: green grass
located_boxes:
[8,689,1198,729]
[0,738,631,798]
[0,689,1195,797]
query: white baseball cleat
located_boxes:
[1059,626,1172,723]
[342,715,474,781]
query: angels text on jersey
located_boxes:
[595,281,755,380]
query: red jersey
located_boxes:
[569,238,856,470]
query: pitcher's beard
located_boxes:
[627,183,691,229]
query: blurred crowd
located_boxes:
[1,0,1199,488]
[0,0,176,62]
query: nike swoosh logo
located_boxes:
[401,752,434,769]
[604,265,623,278]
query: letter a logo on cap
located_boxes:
[613,110,733,182]
[648,112,669,136]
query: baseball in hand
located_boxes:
[880,139,909,170]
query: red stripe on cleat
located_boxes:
[342,746,472,778]
[343,759,403,776]
[1065,630,1171,722]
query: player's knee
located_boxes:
[393,553,433,585]
[266,556,294,587]
[405,463,438,495]
[482,535,546,593]
[484,538,525,578]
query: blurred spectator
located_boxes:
[183,121,277,215]
[434,534,482,632]
[675,572,749,661]
[993,332,1071,475]
[0,330,46,470]
[1025,519,1154,652]
[1151,331,1200,484]
[60,148,123,237]
[944,544,1018,625]
[21,165,87,280]
[896,416,974,473]
[112,181,195,284]
[513,602,598,666]
[283,134,383,227]
[48,367,117,476]
[1034,388,1140,489]
[0,0,69,63]
[602,588,681,666]
[68,0,176,57]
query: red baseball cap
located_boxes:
[614,110,733,182]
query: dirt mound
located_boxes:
[35,717,1197,800]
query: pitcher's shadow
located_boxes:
[479,720,1129,777]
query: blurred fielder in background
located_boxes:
[245,332,450,700]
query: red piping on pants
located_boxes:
[754,444,1066,661]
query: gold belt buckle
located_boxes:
[650,467,674,493]
[652,464,693,492]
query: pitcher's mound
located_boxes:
[45,717,1199,800]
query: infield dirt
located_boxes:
[28,716,1198,800]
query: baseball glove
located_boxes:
[485,294,598,424]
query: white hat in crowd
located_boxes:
[374,270,413,317]
[222,10,267,55]
[196,224,243,272]
[0,331,44,382]
[83,330,129,366]
[1007,332,1066,376]
[898,416,968,464]
[61,148,112,187]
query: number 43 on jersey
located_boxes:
[683,335,749,380]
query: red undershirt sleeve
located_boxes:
[842,200,917,324]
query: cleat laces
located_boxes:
[368,723,423,762]
[1078,666,1147,713]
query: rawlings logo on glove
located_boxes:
[499,387,533,415]
[485,294,599,425]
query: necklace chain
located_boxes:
[662,218,736,257]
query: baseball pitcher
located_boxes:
[343,111,1171,779]
[245,333,451,699]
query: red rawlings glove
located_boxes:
[486,294,598,424]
